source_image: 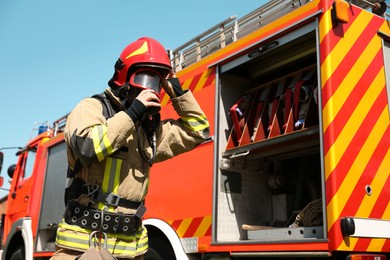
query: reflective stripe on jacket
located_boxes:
[56,220,148,258]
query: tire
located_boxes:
[9,246,24,260]
[144,248,164,260]
[145,236,175,260]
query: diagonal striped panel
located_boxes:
[353,148,390,252]
[161,68,216,107]
[325,71,386,205]
[168,216,212,238]
[319,5,390,252]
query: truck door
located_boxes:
[6,146,37,228]
[214,21,325,244]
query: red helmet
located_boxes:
[110,37,172,89]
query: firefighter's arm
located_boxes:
[65,98,135,166]
[154,90,210,162]
[163,72,185,98]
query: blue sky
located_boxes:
[0,1,266,198]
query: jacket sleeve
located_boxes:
[154,90,210,163]
[64,98,135,167]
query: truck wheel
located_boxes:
[144,248,163,260]
[145,236,175,260]
[10,246,24,260]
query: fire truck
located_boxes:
[0,0,389,258]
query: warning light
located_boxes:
[38,125,49,135]
[333,0,350,23]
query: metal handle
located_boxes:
[230,150,249,159]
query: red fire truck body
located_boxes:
[0,0,389,259]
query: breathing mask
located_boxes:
[129,68,163,96]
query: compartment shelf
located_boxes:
[223,126,320,160]
[244,225,324,241]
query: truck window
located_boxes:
[23,148,36,179]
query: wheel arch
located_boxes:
[2,217,33,260]
[144,218,189,260]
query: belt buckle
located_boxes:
[135,204,147,219]
[106,193,120,207]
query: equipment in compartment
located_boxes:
[242,198,323,241]
[218,151,323,242]
[228,93,255,146]
[237,154,323,241]
[226,66,318,150]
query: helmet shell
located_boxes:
[112,37,172,87]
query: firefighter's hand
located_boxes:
[126,89,161,122]
[163,72,185,98]
[136,89,161,116]
[162,71,176,97]
[136,89,161,107]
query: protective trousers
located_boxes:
[51,248,144,260]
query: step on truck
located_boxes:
[0,0,390,258]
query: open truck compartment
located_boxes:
[215,22,326,243]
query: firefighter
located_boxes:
[52,37,210,259]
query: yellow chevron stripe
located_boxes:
[194,70,210,92]
[325,67,385,180]
[320,11,371,90]
[380,20,390,35]
[176,218,192,237]
[337,236,359,251]
[181,77,192,91]
[356,148,390,217]
[367,200,390,251]
[338,150,390,251]
[327,107,389,231]
[319,8,334,44]
[194,215,211,237]
[161,77,193,106]
[161,93,170,107]
[323,35,381,132]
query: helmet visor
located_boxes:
[129,68,163,94]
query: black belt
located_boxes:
[64,200,142,235]
[90,189,142,209]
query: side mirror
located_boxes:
[0,152,3,174]
[7,164,16,179]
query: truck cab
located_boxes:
[0,120,67,259]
